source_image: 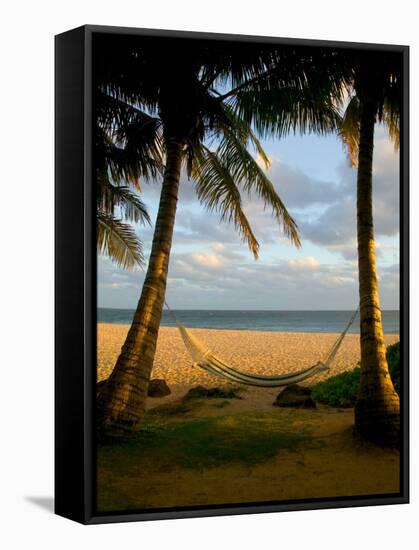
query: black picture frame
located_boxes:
[55,24,409,525]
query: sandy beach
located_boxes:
[97,323,399,399]
[97,324,400,511]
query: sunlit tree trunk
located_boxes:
[97,139,183,437]
[354,96,400,445]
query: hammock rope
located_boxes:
[158,290,359,388]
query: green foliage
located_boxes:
[183,385,243,400]
[311,368,361,407]
[386,342,400,394]
[311,342,400,407]
[146,402,193,417]
[192,120,301,257]
[339,51,401,164]
[97,212,146,270]
[95,41,351,262]
[95,102,158,270]
[339,95,361,166]
[212,400,231,409]
[98,410,313,510]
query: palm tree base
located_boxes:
[96,411,143,441]
[354,397,400,447]
[96,381,146,440]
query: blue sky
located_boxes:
[98,125,400,310]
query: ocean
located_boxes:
[97,308,400,334]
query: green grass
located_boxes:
[311,341,400,407]
[146,402,193,417]
[184,385,243,400]
[211,400,231,409]
[98,411,309,472]
[97,411,314,512]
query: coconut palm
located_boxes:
[340,50,402,445]
[95,36,347,437]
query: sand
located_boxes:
[97,323,399,403]
[96,324,401,511]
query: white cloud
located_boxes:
[264,157,340,209]
[288,256,320,270]
[191,252,224,268]
[301,126,399,259]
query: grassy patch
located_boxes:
[184,385,243,400]
[98,411,309,472]
[146,402,193,417]
[211,400,231,409]
[311,341,400,407]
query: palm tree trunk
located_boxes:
[97,139,183,437]
[354,97,400,445]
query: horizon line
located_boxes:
[98,306,400,312]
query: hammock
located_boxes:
[166,304,358,388]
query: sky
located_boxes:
[97,125,400,311]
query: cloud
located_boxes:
[98,238,398,310]
[262,157,340,209]
[163,248,361,309]
[191,253,224,268]
[288,256,320,270]
[98,127,399,310]
[139,154,347,253]
[300,126,399,258]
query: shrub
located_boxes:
[386,341,400,394]
[311,368,361,407]
[183,385,242,400]
[311,341,400,407]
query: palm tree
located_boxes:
[95,36,347,437]
[340,50,402,445]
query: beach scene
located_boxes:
[94,34,402,513]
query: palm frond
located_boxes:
[192,146,260,258]
[97,173,151,225]
[381,90,400,150]
[228,86,342,140]
[96,133,157,191]
[339,95,361,167]
[93,39,362,266]
[96,91,150,134]
[95,89,155,270]
[113,111,164,181]
[97,212,145,270]
[220,103,271,168]
[215,127,301,247]
[350,49,401,153]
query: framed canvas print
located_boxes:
[55,25,409,524]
